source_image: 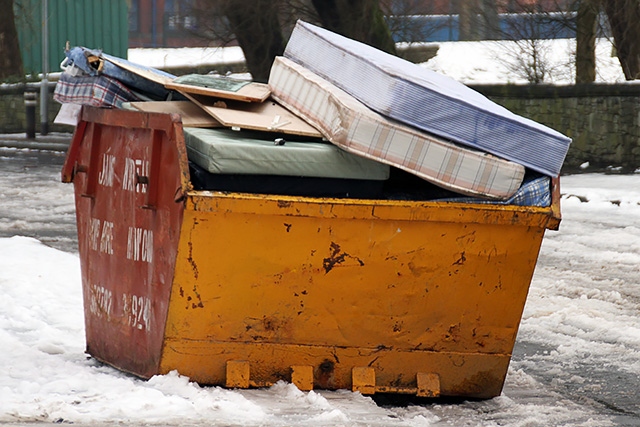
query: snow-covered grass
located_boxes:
[129,37,627,85]
[423,38,626,84]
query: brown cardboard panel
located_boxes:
[104,56,174,86]
[129,101,222,128]
[166,79,271,103]
[181,92,323,138]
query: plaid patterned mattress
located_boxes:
[440,175,552,207]
[269,56,525,200]
[54,72,140,109]
[284,20,571,177]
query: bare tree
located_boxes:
[381,1,452,45]
[219,0,286,82]
[455,0,476,40]
[493,0,569,83]
[575,0,597,83]
[311,0,396,54]
[602,0,640,79]
[0,0,23,80]
[452,0,500,41]
[502,0,640,82]
[185,0,395,80]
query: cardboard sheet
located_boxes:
[103,54,175,86]
[166,74,271,102]
[128,101,221,128]
[181,92,322,138]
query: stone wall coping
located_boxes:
[470,82,640,98]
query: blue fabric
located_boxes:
[438,175,551,207]
[64,47,176,100]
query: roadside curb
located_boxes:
[0,133,72,152]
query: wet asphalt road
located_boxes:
[0,140,78,253]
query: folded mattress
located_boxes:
[268,56,525,200]
[54,72,140,109]
[283,20,571,177]
[183,127,389,180]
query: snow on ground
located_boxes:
[422,38,627,84]
[129,38,627,85]
[129,46,246,71]
[514,174,640,408]
[1,149,638,426]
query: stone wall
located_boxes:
[472,84,640,173]
[2,82,639,173]
[0,83,65,134]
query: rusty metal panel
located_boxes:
[65,107,188,378]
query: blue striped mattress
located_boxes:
[269,56,525,200]
[284,20,571,177]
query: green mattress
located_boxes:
[183,127,390,181]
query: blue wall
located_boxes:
[388,13,578,42]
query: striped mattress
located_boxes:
[268,56,525,200]
[283,20,571,177]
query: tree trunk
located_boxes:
[311,0,396,54]
[478,0,500,40]
[454,0,480,41]
[0,0,23,80]
[576,0,597,83]
[212,0,397,80]
[222,0,285,82]
[603,0,640,80]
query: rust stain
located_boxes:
[187,220,200,280]
[448,369,503,398]
[185,284,204,310]
[277,200,293,208]
[453,251,466,266]
[243,315,294,340]
[393,321,403,332]
[389,374,404,387]
[444,324,461,342]
[322,242,364,274]
[187,241,199,280]
[456,231,476,245]
[263,316,279,331]
[316,359,335,389]
[367,356,380,367]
